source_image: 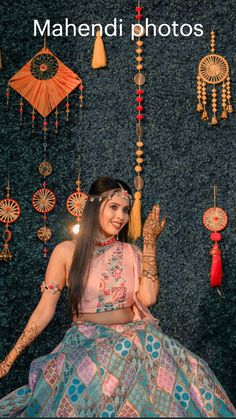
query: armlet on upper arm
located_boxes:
[40,281,63,294]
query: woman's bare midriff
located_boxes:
[73,307,134,325]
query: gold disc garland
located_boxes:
[38,161,53,177]
[0,179,21,261]
[32,159,55,257]
[32,187,56,213]
[37,226,52,242]
[196,31,234,124]
[128,0,145,242]
[66,191,88,220]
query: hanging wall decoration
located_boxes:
[32,161,56,258]
[128,0,145,242]
[66,157,87,234]
[6,36,84,136]
[196,31,234,125]
[91,30,107,69]
[0,179,21,261]
[202,186,228,292]
[0,49,3,71]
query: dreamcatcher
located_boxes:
[128,0,145,242]
[196,31,234,125]
[0,179,21,261]
[32,161,56,257]
[66,157,87,235]
[202,186,228,293]
[6,36,84,137]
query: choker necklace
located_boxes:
[95,236,116,247]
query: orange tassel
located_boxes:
[210,242,223,287]
[91,30,107,69]
[128,191,142,242]
[196,102,203,112]
[211,115,218,125]
[201,110,208,120]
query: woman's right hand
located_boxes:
[0,356,13,378]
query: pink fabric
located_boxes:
[79,241,155,321]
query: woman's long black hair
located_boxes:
[67,176,132,319]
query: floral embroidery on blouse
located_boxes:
[96,244,127,312]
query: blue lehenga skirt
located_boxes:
[0,319,235,417]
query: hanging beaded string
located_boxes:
[79,82,85,108]
[19,97,23,126]
[5,85,10,109]
[133,0,145,217]
[54,106,59,134]
[65,95,70,121]
[31,107,36,134]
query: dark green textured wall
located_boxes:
[0,0,236,406]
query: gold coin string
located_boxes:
[196,31,234,125]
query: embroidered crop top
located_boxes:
[78,241,154,321]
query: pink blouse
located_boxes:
[79,241,154,321]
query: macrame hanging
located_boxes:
[6,35,84,137]
[66,157,88,234]
[32,161,56,258]
[196,31,234,125]
[0,178,21,261]
[202,185,228,293]
[128,0,145,242]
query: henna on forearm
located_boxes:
[7,321,39,366]
[142,241,159,283]
[0,321,39,379]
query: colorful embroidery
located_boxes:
[96,244,127,312]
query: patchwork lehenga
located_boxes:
[0,241,235,417]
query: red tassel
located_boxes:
[210,242,223,287]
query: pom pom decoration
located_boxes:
[202,186,228,292]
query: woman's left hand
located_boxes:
[143,204,166,242]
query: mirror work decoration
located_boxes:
[0,179,21,261]
[196,31,234,125]
[202,186,228,293]
[128,1,145,242]
[6,37,84,138]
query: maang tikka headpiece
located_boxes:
[89,184,132,204]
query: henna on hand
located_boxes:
[0,321,39,379]
[143,204,166,244]
[141,205,166,284]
